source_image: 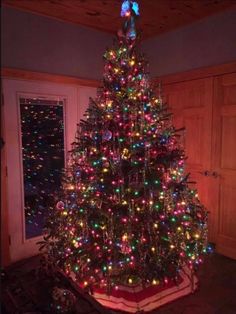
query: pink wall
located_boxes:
[1,7,113,80]
[142,9,236,77]
[2,6,236,79]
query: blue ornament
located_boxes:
[121,1,140,17]
[102,130,113,141]
[132,2,139,16]
[75,170,81,177]
[127,20,136,40]
[121,0,130,17]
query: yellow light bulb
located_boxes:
[107,101,113,107]
[122,234,128,241]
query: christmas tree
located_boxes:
[42,0,208,293]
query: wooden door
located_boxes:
[163,78,216,242]
[212,73,236,259]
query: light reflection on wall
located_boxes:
[20,98,65,239]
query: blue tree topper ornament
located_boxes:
[121,0,130,17]
[121,0,140,17]
[132,2,140,16]
[120,1,140,40]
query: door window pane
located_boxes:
[20,97,65,239]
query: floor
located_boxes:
[1,253,236,314]
[148,253,236,314]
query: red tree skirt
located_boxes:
[92,267,198,313]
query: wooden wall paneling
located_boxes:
[3,62,236,90]
[212,72,236,259]
[1,68,100,88]
[157,61,236,86]
[163,78,216,242]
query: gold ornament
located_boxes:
[121,148,131,159]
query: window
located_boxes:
[20,97,65,238]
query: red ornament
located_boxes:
[56,201,65,210]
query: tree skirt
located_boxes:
[92,267,198,313]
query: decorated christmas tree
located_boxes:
[42,0,208,298]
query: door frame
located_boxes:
[2,78,80,263]
[17,92,68,247]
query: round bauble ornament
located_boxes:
[102,130,113,141]
[121,243,132,254]
[103,161,110,170]
[56,201,65,210]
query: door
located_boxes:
[212,72,236,259]
[163,73,236,259]
[163,78,215,242]
[3,78,96,263]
